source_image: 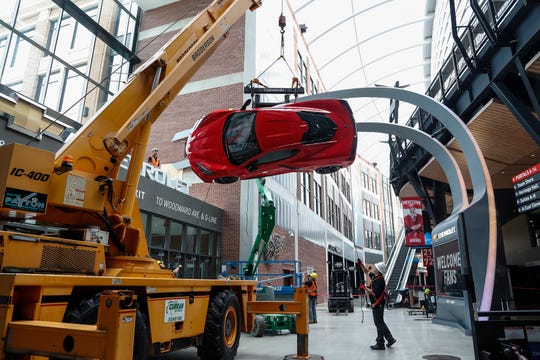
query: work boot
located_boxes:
[386,338,397,347]
[370,343,385,350]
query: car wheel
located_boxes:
[251,315,266,337]
[316,165,341,174]
[214,176,239,184]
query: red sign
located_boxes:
[512,163,540,184]
[422,248,434,267]
[401,197,425,247]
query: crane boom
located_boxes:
[55,0,261,219]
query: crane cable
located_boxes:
[247,2,300,95]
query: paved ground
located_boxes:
[163,304,475,359]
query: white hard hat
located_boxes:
[152,147,158,151]
[374,262,387,275]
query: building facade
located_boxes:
[0,0,403,298]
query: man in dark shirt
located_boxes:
[358,260,397,350]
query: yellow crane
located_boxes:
[0,1,312,359]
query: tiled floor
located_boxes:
[166,304,475,359]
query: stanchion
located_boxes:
[283,287,324,360]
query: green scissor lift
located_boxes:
[244,179,297,337]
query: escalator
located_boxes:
[385,230,417,305]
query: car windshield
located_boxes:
[298,111,337,144]
[224,111,261,165]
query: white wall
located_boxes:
[502,215,540,266]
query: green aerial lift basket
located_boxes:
[251,286,296,337]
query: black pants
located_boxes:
[372,305,392,344]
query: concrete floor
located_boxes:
[165,304,475,360]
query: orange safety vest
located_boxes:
[148,155,160,168]
[305,279,317,298]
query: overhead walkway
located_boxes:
[389,0,540,214]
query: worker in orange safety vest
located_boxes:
[303,272,318,323]
[148,147,161,168]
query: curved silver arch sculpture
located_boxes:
[360,122,468,216]
[300,87,496,312]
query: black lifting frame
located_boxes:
[244,79,305,108]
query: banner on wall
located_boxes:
[401,197,425,247]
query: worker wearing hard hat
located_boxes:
[358,260,397,350]
[148,147,161,168]
[303,272,318,323]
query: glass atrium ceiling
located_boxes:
[135,0,432,174]
[290,0,430,173]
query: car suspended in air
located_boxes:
[185,99,358,183]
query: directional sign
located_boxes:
[513,163,540,213]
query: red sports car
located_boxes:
[185,99,358,183]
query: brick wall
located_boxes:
[256,226,328,303]
[139,1,246,262]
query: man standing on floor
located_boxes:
[358,260,397,350]
[303,272,318,323]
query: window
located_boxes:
[150,215,167,248]
[363,199,370,217]
[362,171,369,188]
[37,70,61,111]
[370,176,377,194]
[0,36,8,70]
[170,221,182,250]
[36,64,88,119]
[224,111,261,165]
[186,225,197,254]
[335,202,341,231]
[62,64,88,119]
[200,229,214,256]
[297,51,304,84]
[314,182,322,216]
[302,62,308,87]
[0,1,137,122]
[301,172,312,208]
[327,197,336,227]
[140,211,220,279]
[2,28,34,81]
[47,8,97,56]
[299,112,337,144]
[374,232,381,250]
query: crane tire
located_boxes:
[62,293,149,360]
[197,289,241,360]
